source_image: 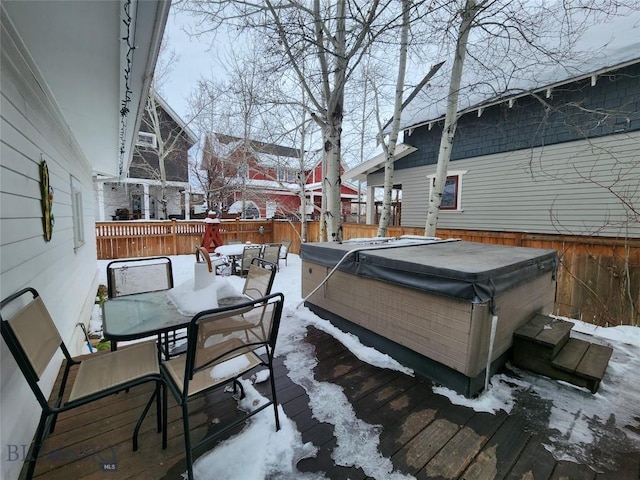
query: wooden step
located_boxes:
[552,338,613,391]
[551,338,589,373]
[513,315,573,361]
[513,326,613,394]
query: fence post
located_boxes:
[172,219,178,255]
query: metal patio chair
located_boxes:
[106,256,176,354]
[237,244,263,277]
[161,293,284,480]
[261,243,282,270]
[106,256,174,298]
[219,257,277,307]
[0,288,167,480]
[242,258,277,300]
[279,239,292,267]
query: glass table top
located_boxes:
[102,290,190,340]
[102,291,251,341]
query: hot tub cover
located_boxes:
[301,240,558,303]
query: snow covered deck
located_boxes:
[27,325,639,480]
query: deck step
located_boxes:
[552,339,613,382]
[513,315,573,360]
[512,315,613,394]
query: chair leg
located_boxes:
[26,411,49,480]
[162,382,168,449]
[48,411,59,434]
[132,386,158,452]
[268,365,280,431]
[156,381,162,434]
[232,378,245,399]
[182,402,194,480]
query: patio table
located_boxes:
[214,244,263,275]
[102,289,247,357]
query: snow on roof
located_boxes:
[244,178,301,191]
[400,11,640,131]
[216,133,301,158]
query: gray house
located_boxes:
[348,57,640,239]
[94,93,197,221]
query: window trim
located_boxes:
[136,131,157,148]
[426,170,467,212]
[70,176,85,250]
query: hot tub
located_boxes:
[301,239,558,396]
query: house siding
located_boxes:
[398,62,640,169]
[1,21,99,480]
[128,101,190,182]
[395,131,640,237]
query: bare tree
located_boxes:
[178,0,417,241]
[375,0,410,237]
[424,0,478,237]
[422,0,635,236]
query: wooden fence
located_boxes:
[95,220,639,326]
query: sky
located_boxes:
[160,7,227,122]
[93,246,640,479]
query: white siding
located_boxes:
[377,132,640,238]
[1,20,99,480]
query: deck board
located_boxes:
[25,325,639,480]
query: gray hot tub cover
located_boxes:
[300,240,558,304]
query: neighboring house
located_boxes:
[0,2,169,479]
[199,134,360,220]
[94,93,197,221]
[346,57,640,240]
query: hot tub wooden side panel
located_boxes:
[302,261,475,375]
[465,271,557,377]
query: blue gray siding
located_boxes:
[397,62,640,170]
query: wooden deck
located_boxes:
[27,326,639,480]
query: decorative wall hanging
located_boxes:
[40,159,54,241]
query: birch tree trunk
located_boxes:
[425,0,478,237]
[377,0,410,237]
[148,94,169,218]
[322,0,346,242]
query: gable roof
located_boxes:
[400,13,640,131]
[154,93,198,147]
[216,134,301,158]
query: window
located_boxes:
[276,167,296,183]
[266,201,276,219]
[70,176,85,249]
[426,170,467,211]
[136,131,157,148]
[441,177,458,210]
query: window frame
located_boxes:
[70,176,85,250]
[426,170,467,212]
[136,131,157,149]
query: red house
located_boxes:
[198,134,360,220]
